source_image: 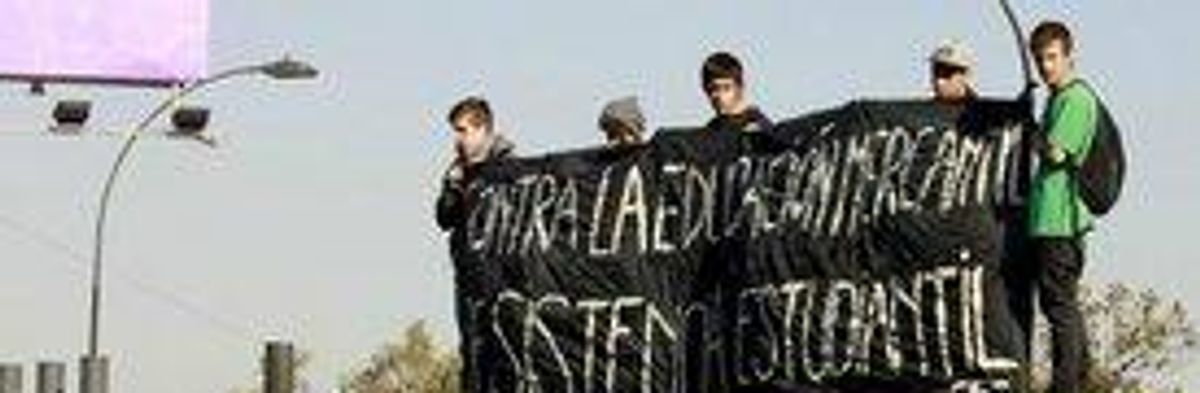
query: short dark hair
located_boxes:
[447,96,493,129]
[1030,20,1073,55]
[701,52,744,87]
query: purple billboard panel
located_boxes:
[0,0,208,85]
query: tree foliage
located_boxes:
[1031,282,1199,392]
[341,320,461,393]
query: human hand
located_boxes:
[1047,143,1066,163]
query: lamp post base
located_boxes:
[0,363,23,393]
[37,362,66,393]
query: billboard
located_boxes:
[0,0,208,86]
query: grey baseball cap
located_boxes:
[929,40,973,70]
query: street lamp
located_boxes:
[81,56,318,393]
[167,106,215,147]
[49,100,92,135]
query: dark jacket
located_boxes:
[705,106,773,133]
[435,134,515,231]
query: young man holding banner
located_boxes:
[435,96,516,392]
[1026,20,1098,392]
[928,40,977,104]
[436,96,516,230]
[701,51,773,133]
[598,96,647,147]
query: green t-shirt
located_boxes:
[1028,79,1098,237]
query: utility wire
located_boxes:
[0,210,259,344]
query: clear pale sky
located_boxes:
[1,1,1196,392]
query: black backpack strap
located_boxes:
[1065,80,1101,234]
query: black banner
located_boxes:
[447,99,1032,392]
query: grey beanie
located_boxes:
[599,96,646,137]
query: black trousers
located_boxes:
[1008,236,1089,393]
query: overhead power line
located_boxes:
[0,211,258,344]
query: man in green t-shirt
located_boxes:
[1025,20,1098,393]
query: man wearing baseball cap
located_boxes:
[929,40,976,104]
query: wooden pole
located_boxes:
[262,341,295,393]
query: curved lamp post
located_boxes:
[81,57,318,393]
